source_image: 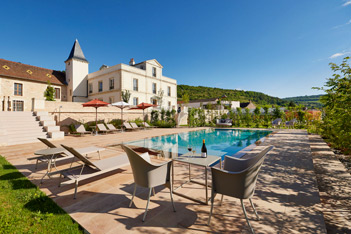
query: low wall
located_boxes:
[44,101,150,132]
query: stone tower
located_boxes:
[65,39,89,102]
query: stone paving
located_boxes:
[0,128,327,233]
[309,134,351,234]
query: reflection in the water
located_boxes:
[126,129,271,159]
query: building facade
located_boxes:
[181,98,240,110]
[0,39,177,111]
[0,59,66,112]
[87,58,177,110]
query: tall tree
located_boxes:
[315,57,351,152]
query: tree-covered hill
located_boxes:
[283,94,324,109]
[177,85,288,106]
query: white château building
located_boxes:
[65,39,177,109]
[0,39,177,111]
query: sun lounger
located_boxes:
[216,119,232,127]
[106,124,121,132]
[57,144,129,199]
[285,118,297,128]
[32,138,105,169]
[130,122,142,130]
[272,118,282,128]
[97,123,114,134]
[123,122,136,131]
[143,122,156,129]
[75,124,92,136]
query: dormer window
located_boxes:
[152,67,156,77]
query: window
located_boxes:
[109,78,114,90]
[133,97,139,105]
[168,101,171,107]
[152,67,157,77]
[70,89,72,96]
[13,100,24,111]
[151,98,157,105]
[98,81,103,92]
[55,88,60,99]
[133,79,138,91]
[14,83,23,96]
[152,83,157,94]
[88,83,93,94]
[109,96,114,104]
[167,86,171,96]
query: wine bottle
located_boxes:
[201,139,207,158]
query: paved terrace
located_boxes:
[0,128,327,233]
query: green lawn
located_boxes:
[0,156,83,234]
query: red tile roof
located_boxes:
[0,59,66,86]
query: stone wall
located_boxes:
[0,76,64,111]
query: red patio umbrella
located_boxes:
[129,102,156,122]
[82,99,109,134]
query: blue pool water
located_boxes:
[125,129,271,158]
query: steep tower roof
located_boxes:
[65,39,88,63]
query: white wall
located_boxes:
[87,61,177,110]
[65,59,89,101]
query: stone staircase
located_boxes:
[0,111,64,146]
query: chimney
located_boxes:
[129,58,135,66]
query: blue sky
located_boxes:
[1,0,350,98]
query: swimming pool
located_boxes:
[125,128,272,158]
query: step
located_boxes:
[0,112,34,117]
[44,126,60,132]
[40,120,56,126]
[0,117,38,122]
[6,138,48,146]
[0,124,42,129]
[6,130,47,138]
[0,126,43,132]
[6,133,48,143]
[48,131,64,139]
[37,115,53,121]
[34,111,48,116]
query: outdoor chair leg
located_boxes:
[169,188,176,212]
[129,184,137,208]
[74,180,79,199]
[58,173,63,187]
[142,188,153,222]
[207,193,216,225]
[220,194,224,206]
[249,198,260,220]
[152,187,156,196]
[241,199,255,234]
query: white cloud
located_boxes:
[333,19,351,29]
[329,52,351,59]
[342,0,351,6]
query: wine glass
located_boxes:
[192,149,196,157]
[187,145,192,158]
